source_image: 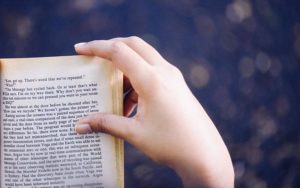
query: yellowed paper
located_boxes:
[0,55,124,188]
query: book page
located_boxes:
[0,56,123,188]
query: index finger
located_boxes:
[75,40,153,95]
[110,36,166,65]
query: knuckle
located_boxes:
[146,70,163,91]
[88,40,99,47]
[127,36,143,47]
[95,115,109,133]
[164,63,183,78]
[171,65,183,77]
[147,68,160,82]
[111,41,126,55]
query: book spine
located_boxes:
[112,67,124,188]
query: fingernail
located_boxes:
[74,42,86,48]
[75,123,93,134]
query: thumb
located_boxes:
[75,113,138,142]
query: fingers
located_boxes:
[110,36,166,65]
[75,40,152,94]
[75,113,138,142]
[124,89,138,116]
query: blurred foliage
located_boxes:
[1,0,300,187]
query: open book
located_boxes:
[0,56,124,188]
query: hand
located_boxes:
[74,37,234,188]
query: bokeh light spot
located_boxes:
[189,64,210,89]
[255,52,272,73]
[16,17,32,39]
[239,57,255,78]
[195,15,216,39]
[226,0,252,23]
[73,0,98,12]
[275,96,290,117]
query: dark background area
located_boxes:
[1,0,300,187]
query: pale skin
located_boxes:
[74,36,234,188]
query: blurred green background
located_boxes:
[1,0,300,187]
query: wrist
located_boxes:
[166,136,235,188]
[172,157,234,188]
